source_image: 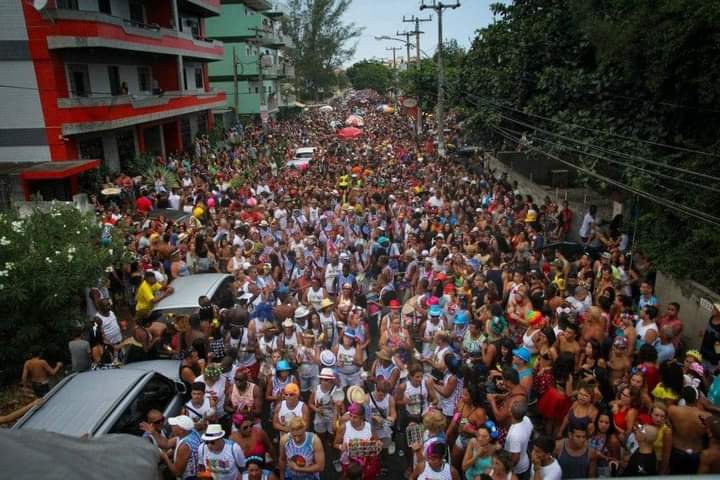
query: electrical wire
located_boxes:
[466,91,720,159]
[495,123,720,194]
[487,123,720,227]
[482,103,720,183]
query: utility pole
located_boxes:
[386,46,401,99]
[396,30,413,70]
[420,1,460,158]
[403,15,431,138]
[249,26,268,137]
[232,46,239,118]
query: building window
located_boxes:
[68,64,90,97]
[108,66,121,95]
[194,67,203,89]
[79,137,104,161]
[197,113,208,134]
[57,0,79,9]
[116,130,136,171]
[129,0,144,24]
[98,0,111,14]
[180,118,192,150]
[137,67,151,92]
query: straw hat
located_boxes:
[376,348,393,361]
[346,385,367,404]
[320,298,334,310]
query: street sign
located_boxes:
[403,98,417,108]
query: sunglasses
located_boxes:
[152,417,165,425]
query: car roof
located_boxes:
[14,361,180,437]
[152,273,231,314]
[147,209,190,223]
[295,147,316,154]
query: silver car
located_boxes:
[13,360,185,438]
[152,273,234,317]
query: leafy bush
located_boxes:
[0,205,129,378]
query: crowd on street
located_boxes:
[24,90,720,479]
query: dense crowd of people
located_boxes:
[33,90,720,479]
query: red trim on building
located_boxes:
[20,159,100,180]
[59,92,225,126]
[45,19,223,59]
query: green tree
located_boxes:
[0,205,129,376]
[455,0,720,289]
[399,39,465,112]
[345,60,393,94]
[281,0,363,101]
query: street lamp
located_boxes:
[374,36,430,58]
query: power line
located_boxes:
[467,92,720,159]
[488,124,720,227]
[496,123,720,194]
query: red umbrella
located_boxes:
[337,126,364,140]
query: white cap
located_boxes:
[169,415,194,431]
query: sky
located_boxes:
[343,0,498,66]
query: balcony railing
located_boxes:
[45,8,223,60]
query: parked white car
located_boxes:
[286,147,316,169]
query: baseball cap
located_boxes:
[284,383,300,395]
[168,415,194,431]
[512,346,531,363]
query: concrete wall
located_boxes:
[655,271,720,349]
[486,152,615,240]
[0,1,50,163]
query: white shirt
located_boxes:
[579,212,595,238]
[168,192,181,210]
[530,459,562,480]
[198,440,246,480]
[505,416,533,474]
[97,310,122,345]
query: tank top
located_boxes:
[343,421,372,453]
[315,383,337,418]
[283,332,299,356]
[423,320,442,355]
[96,311,122,345]
[259,335,278,358]
[278,400,305,426]
[367,393,391,438]
[307,287,325,311]
[175,430,202,480]
[438,373,463,417]
[236,328,257,367]
[557,440,590,479]
[337,345,359,374]
[272,375,292,398]
[241,471,270,480]
[522,328,538,354]
[405,381,428,417]
[231,383,256,412]
[418,461,452,480]
[375,362,398,384]
[185,397,211,422]
[284,432,319,480]
[198,439,245,480]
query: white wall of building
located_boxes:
[0,2,28,40]
[0,146,51,163]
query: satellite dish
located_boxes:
[32,0,48,10]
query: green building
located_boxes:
[205,0,295,123]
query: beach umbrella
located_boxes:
[345,115,365,127]
[337,127,364,140]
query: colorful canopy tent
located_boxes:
[345,115,365,127]
[337,127,364,140]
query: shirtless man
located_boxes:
[699,415,720,474]
[21,347,62,397]
[607,336,630,386]
[668,386,711,474]
[487,369,528,429]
